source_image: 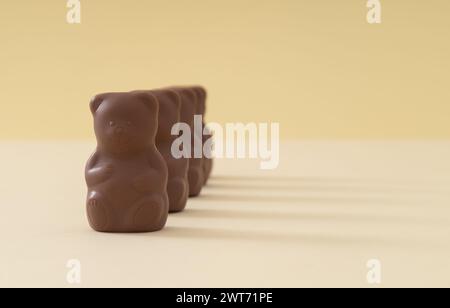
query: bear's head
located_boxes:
[90,92,159,155]
[152,89,181,143]
[170,88,196,128]
[191,86,207,117]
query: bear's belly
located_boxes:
[96,161,152,209]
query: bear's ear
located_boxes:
[89,94,105,114]
[199,87,207,101]
[167,90,181,112]
[134,92,159,114]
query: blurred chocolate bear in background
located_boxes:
[191,86,213,185]
[152,89,189,213]
[172,87,205,197]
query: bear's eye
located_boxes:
[109,121,116,127]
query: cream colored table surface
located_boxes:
[1,141,449,288]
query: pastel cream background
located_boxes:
[1,0,450,140]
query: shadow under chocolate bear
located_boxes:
[85,92,169,233]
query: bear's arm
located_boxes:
[136,148,168,193]
[170,156,189,174]
[85,151,113,187]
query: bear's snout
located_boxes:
[114,126,126,135]
[112,125,132,146]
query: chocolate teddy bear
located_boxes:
[85,92,169,233]
[172,87,205,197]
[152,89,189,213]
[191,86,213,185]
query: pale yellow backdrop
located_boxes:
[1,0,449,139]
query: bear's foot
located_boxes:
[168,177,188,213]
[132,196,168,232]
[188,167,204,197]
[87,191,109,232]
